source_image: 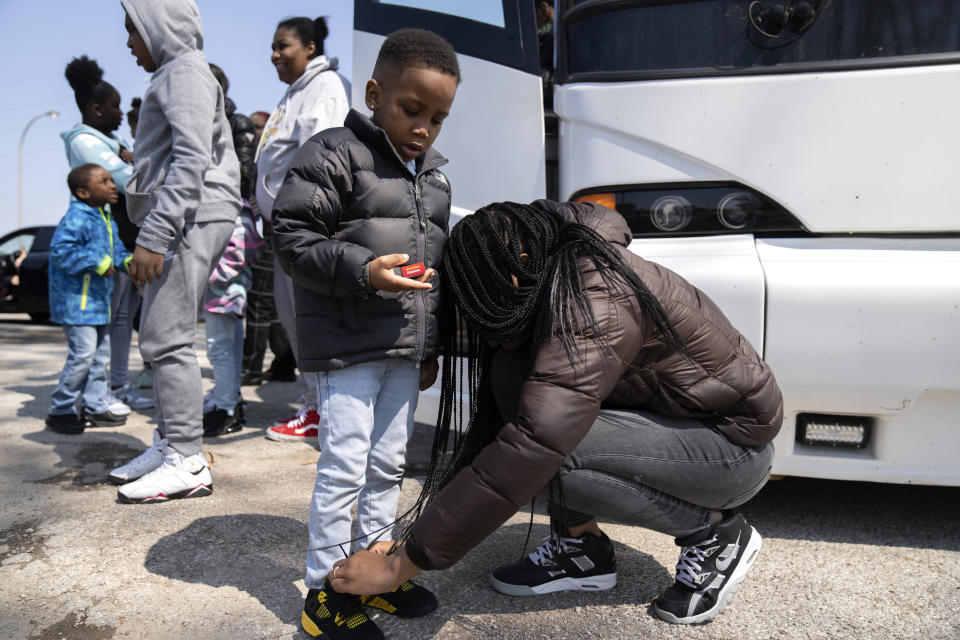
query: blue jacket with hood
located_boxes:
[49,201,132,326]
[119,0,240,255]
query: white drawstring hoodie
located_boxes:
[255,56,350,221]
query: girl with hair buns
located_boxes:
[255,16,350,442]
[331,199,783,627]
[61,55,154,416]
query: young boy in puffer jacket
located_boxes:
[47,164,132,435]
[270,29,460,640]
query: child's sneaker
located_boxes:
[45,413,86,435]
[113,383,155,410]
[490,530,617,596]
[266,408,320,442]
[117,446,212,503]
[653,512,762,625]
[104,392,132,416]
[82,407,127,427]
[361,580,438,618]
[203,408,242,437]
[302,582,383,639]
[109,429,166,484]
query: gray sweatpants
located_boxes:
[139,220,234,456]
[492,346,773,539]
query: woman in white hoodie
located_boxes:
[255,16,350,442]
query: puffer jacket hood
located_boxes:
[120,0,203,69]
[404,199,783,572]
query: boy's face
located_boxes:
[78,167,120,208]
[125,14,157,72]
[365,66,457,163]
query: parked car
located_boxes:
[0,226,56,322]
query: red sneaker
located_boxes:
[266,409,320,442]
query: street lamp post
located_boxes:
[17,110,60,232]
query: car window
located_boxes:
[0,232,35,256]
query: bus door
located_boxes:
[353,0,546,222]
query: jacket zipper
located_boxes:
[413,178,426,362]
[100,207,113,322]
[80,273,90,310]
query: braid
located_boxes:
[393,201,686,549]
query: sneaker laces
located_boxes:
[675,534,718,589]
[528,534,580,566]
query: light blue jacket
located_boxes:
[48,201,131,326]
[60,124,133,194]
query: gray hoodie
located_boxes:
[120,0,240,255]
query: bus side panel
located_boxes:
[353,31,546,212]
[555,66,960,233]
[758,237,960,486]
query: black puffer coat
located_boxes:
[224,96,257,201]
[405,199,782,571]
[271,109,451,370]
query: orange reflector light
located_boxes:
[574,192,617,210]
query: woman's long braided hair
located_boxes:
[394,201,684,544]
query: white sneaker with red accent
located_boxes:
[266,409,320,442]
[117,447,213,504]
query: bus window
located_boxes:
[558,0,960,81]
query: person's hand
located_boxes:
[104,265,116,277]
[420,359,438,390]
[128,246,165,286]
[119,148,135,164]
[368,254,435,292]
[329,546,421,596]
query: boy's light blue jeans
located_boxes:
[305,359,420,589]
[204,310,243,412]
[109,272,139,389]
[50,324,111,416]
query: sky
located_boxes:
[0,0,354,230]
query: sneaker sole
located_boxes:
[265,431,317,442]
[86,418,127,427]
[362,595,439,618]
[117,483,213,504]
[653,527,763,625]
[489,572,617,596]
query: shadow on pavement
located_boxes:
[743,476,960,551]
[144,514,308,625]
[23,430,152,489]
[142,515,673,639]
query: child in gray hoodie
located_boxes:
[110,0,241,503]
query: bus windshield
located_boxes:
[561,0,960,80]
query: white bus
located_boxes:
[352,1,960,486]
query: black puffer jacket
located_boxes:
[271,109,451,370]
[224,96,257,201]
[405,200,782,571]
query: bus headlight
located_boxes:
[717,192,760,229]
[650,195,693,232]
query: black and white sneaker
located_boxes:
[490,531,617,596]
[653,512,762,625]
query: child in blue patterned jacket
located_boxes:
[46,164,132,435]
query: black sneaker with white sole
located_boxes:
[653,511,762,625]
[490,530,617,596]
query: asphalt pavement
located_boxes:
[0,314,958,640]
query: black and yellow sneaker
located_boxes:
[302,582,384,639]
[360,580,439,618]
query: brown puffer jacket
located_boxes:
[405,199,783,571]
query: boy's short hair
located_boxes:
[375,29,461,84]
[67,163,101,197]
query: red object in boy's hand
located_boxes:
[399,262,426,278]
